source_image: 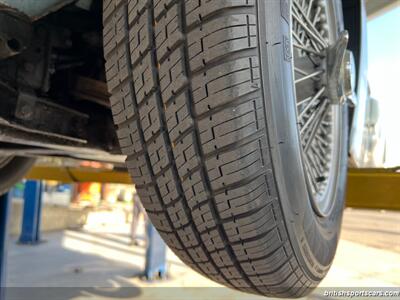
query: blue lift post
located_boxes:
[0,192,12,298]
[144,221,167,280]
[19,181,43,244]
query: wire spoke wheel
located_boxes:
[291,0,342,216]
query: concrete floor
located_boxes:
[5,208,400,300]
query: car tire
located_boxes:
[103,0,349,297]
[0,156,36,195]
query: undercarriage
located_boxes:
[0,2,123,163]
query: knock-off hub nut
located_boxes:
[324,30,356,106]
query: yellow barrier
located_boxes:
[347,168,400,211]
[26,166,132,185]
[26,167,400,211]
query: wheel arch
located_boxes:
[342,0,369,164]
[342,0,365,91]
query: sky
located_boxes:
[367,7,400,167]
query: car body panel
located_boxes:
[348,0,370,166]
[0,0,91,19]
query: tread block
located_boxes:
[165,91,194,142]
[154,0,176,20]
[187,14,258,72]
[205,140,266,190]
[172,132,199,178]
[181,170,209,209]
[185,0,256,28]
[241,247,288,276]
[177,225,200,248]
[215,175,271,219]
[192,57,260,115]
[221,266,242,279]
[136,185,163,211]
[156,168,179,204]
[199,261,219,275]
[105,41,131,93]
[167,200,190,228]
[249,259,298,286]
[200,228,225,252]
[116,119,142,155]
[158,230,184,249]
[154,3,184,62]
[132,53,156,105]
[192,201,216,232]
[222,203,278,243]
[129,10,152,66]
[198,97,265,154]
[158,46,188,102]
[187,245,208,262]
[147,133,171,175]
[139,94,162,142]
[210,249,234,267]
[110,81,136,125]
[126,154,152,186]
[128,0,149,25]
[232,227,284,261]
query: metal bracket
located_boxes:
[14,90,89,142]
[0,7,32,59]
[0,0,74,20]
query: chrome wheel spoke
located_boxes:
[294,67,309,76]
[292,11,327,50]
[300,99,329,136]
[297,96,313,107]
[306,0,314,18]
[304,104,329,152]
[295,69,324,84]
[293,1,328,49]
[298,87,325,118]
[293,42,324,57]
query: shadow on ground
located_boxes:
[6,230,144,300]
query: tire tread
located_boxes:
[103,0,313,296]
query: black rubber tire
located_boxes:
[0,157,36,195]
[103,0,348,297]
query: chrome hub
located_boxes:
[343,49,357,105]
[324,30,354,105]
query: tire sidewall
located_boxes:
[0,157,36,195]
[257,0,348,282]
